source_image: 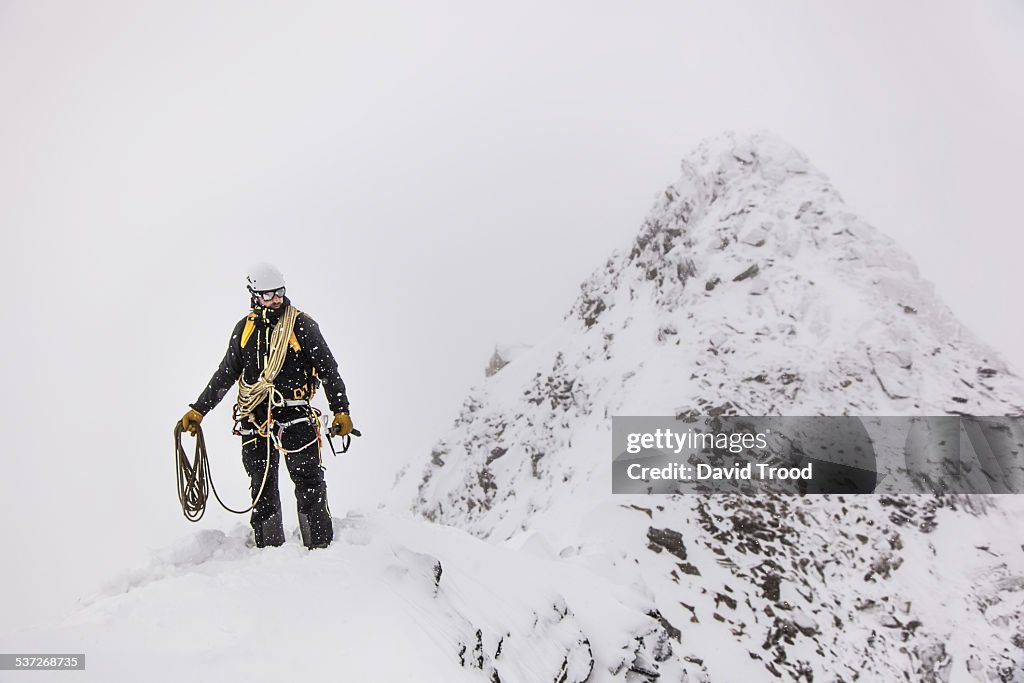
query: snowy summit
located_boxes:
[411,131,1024,681]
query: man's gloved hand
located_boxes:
[330,412,353,437]
[181,408,204,436]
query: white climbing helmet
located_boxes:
[246,262,286,293]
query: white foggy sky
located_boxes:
[1,0,1022,632]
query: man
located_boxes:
[180,263,354,549]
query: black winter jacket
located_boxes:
[191,297,350,416]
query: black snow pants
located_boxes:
[241,406,334,548]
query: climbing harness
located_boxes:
[233,400,325,455]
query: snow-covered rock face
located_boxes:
[572,131,1022,417]
[411,131,1024,681]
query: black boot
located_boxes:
[253,511,285,548]
[298,511,333,549]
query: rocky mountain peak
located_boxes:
[567,130,1021,418]
[407,131,1024,682]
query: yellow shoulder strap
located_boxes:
[240,315,257,348]
[241,311,301,351]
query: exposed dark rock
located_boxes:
[761,573,782,602]
[733,264,760,281]
[657,325,678,343]
[715,592,738,610]
[678,562,701,576]
[621,504,653,518]
[530,450,545,479]
[474,629,484,668]
[432,561,443,587]
[647,527,688,561]
[485,349,511,377]
[680,602,699,624]
[647,609,682,643]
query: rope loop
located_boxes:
[173,422,272,521]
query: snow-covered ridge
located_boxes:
[8,513,668,682]
[409,130,1024,681]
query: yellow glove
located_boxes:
[330,412,353,437]
[181,408,204,436]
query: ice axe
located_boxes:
[326,424,362,456]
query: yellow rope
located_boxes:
[235,305,300,423]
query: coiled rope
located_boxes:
[174,421,272,521]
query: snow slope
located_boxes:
[1,512,669,683]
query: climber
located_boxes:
[179,262,355,549]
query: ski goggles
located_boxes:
[254,287,286,301]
